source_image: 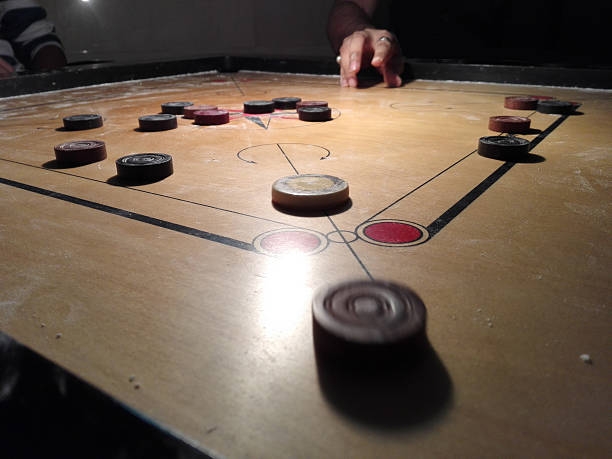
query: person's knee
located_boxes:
[31,45,67,71]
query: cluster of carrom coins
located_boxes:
[135,97,334,131]
[478,95,581,161]
[54,114,173,182]
[52,96,337,185]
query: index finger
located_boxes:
[339,32,367,87]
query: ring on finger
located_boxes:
[336,55,341,64]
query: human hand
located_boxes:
[0,57,15,76]
[336,28,403,88]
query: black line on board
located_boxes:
[425,114,570,237]
[229,75,246,96]
[528,115,568,150]
[0,177,256,253]
[367,150,476,222]
[277,144,299,174]
[426,161,515,237]
[326,215,374,280]
[1,157,307,230]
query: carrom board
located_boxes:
[1,70,611,458]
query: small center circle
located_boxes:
[352,295,384,318]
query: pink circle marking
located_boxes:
[260,230,323,255]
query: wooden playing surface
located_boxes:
[1,71,611,458]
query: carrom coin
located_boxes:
[138,114,178,131]
[115,153,173,182]
[184,104,218,119]
[272,97,302,109]
[161,101,193,115]
[298,106,332,122]
[243,100,275,114]
[53,140,107,165]
[312,279,427,360]
[193,109,230,125]
[488,115,531,134]
[296,100,328,109]
[272,174,349,211]
[537,99,580,114]
[504,96,539,110]
[62,114,103,131]
[478,135,530,160]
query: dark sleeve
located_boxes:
[0,38,17,65]
[0,2,64,69]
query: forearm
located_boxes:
[327,0,378,54]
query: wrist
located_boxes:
[328,2,374,53]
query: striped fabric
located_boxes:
[0,0,64,69]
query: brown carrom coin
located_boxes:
[53,140,107,165]
[504,96,539,110]
[488,115,531,134]
[312,279,427,361]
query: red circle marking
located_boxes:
[260,230,323,255]
[363,221,423,244]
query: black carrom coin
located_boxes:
[243,100,275,114]
[138,114,178,131]
[298,106,332,122]
[161,102,193,115]
[272,97,302,109]
[62,114,103,131]
[478,135,530,160]
[115,153,173,182]
[537,99,580,115]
